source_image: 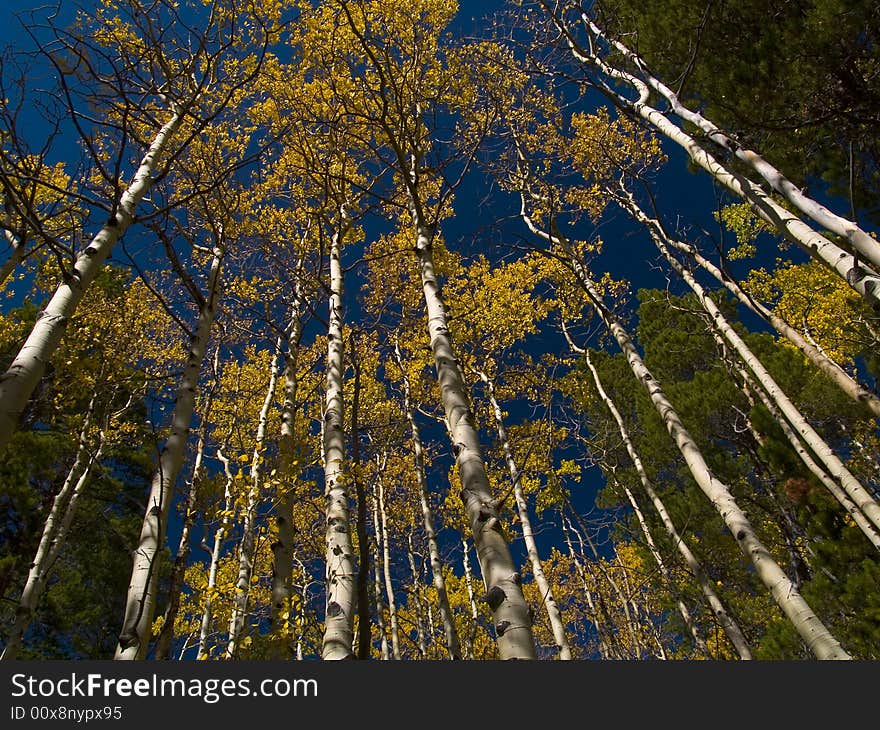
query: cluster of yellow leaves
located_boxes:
[746,258,862,365]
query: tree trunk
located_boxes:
[2,407,104,661]
[575,339,753,659]
[226,343,282,658]
[376,465,401,660]
[0,107,185,453]
[520,202,850,659]
[115,248,222,660]
[542,5,880,306]
[410,193,536,659]
[394,340,461,659]
[475,367,572,660]
[321,213,356,660]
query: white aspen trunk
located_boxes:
[521,204,850,659]
[321,213,356,660]
[406,532,428,658]
[115,249,222,660]
[0,108,186,453]
[270,298,304,653]
[585,13,880,272]
[371,519,390,661]
[475,368,572,660]
[410,195,536,660]
[643,210,880,537]
[226,343,282,658]
[560,514,610,659]
[2,425,104,661]
[197,447,235,660]
[0,229,27,288]
[294,559,309,662]
[618,477,708,657]
[376,471,401,660]
[394,341,462,659]
[542,7,880,306]
[628,199,880,419]
[574,337,754,659]
[154,429,205,661]
[737,358,880,551]
[461,537,480,660]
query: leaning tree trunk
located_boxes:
[474,367,572,660]
[409,184,536,659]
[0,229,28,289]
[0,106,186,453]
[621,194,880,420]
[582,10,880,272]
[573,336,753,659]
[226,342,282,658]
[540,4,880,307]
[521,201,850,659]
[639,203,880,539]
[115,248,222,660]
[321,213,356,660]
[2,408,105,661]
[394,340,461,659]
[461,537,481,660]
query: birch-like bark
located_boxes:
[226,343,282,658]
[394,341,461,659]
[582,12,880,272]
[269,295,305,652]
[576,342,753,659]
[115,248,222,660]
[153,433,205,661]
[540,5,880,306]
[521,205,850,659]
[0,229,28,289]
[461,537,480,660]
[376,468,401,660]
[349,353,372,660]
[474,367,572,660]
[0,107,185,453]
[410,196,536,659]
[623,196,880,419]
[371,522,390,661]
[642,208,880,537]
[197,447,235,660]
[321,214,356,660]
[2,419,104,661]
[406,532,428,658]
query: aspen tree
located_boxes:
[0,0,275,452]
[115,247,224,660]
[529,0,880,307]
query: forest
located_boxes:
[0,0,878,661]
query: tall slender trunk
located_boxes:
[349,350,372,660]
[394,340,461,659]
[523,207,850,659]
[573,337,753,659]
[269,293,305,655]
[197,447,235,660]
[321,212,356,660]
[461,537,480,660]
[583,11,880,271]
[639,203,880,539]
[226,344,282,658]
[376,464,401,660]
[371,520,390,661]
[409,188,536,659]
[619,192,880,419]
[406,532,428,658]
[540,5,880,306]
[115,248,222,660]
[0,107,186,453]
[474,367,572,660]
[2,406,104,661]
